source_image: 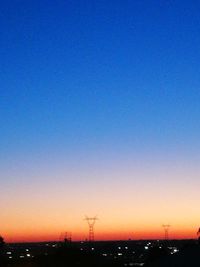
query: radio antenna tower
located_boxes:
[85,216,98,242]
[162,224,171,240]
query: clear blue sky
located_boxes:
[1,0,200,241]
[1,0,200,154]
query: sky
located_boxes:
[1,0,200,242]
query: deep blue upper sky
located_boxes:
[1,0,200,161]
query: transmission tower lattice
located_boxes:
[59,231,72,242]
[162,224,171,240]
[197,227,200,236]
[85,216,98,242]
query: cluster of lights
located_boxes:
[144,242,152,250]
[4,241,180,265]
[124,263,144,266]
[6,248,33,260]
[6,251,13,259]
[118,246,129,250]
[170,247,179,255]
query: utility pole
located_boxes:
[85,216,98,242]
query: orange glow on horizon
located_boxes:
[3,228,197,243]
[1,158,200,244]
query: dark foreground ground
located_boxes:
[0,239,199,267]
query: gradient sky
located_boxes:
[1,0,200,242]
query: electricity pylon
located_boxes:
[197,227,200,236]
[162,224,171,240]
[59,231,72,242]
[85,216,98,242]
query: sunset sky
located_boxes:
[1,0,200,242]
